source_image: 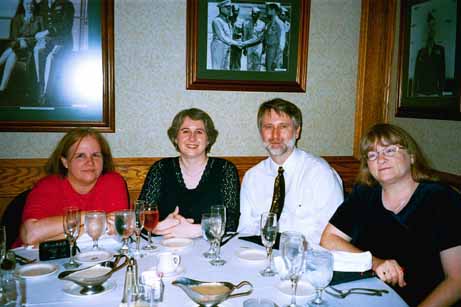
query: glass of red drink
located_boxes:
[142,202,159,250]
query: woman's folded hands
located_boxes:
[153,206,201,238]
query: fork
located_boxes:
[14,253,37,265]
[326,286,389,298]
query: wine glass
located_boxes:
[141,202,159,250]
[63,207,81,269]
[280,231,306,307]
[201,213,216,259]
[114,209,136,255]
[259,212,278,277]
[84,210,106,250]
[0,225,6,265]
[209,205,226,266]
[133,200,146,256]
[305,249,333,306]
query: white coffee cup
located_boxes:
[157,252,181,274]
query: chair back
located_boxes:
[0,189,31,249]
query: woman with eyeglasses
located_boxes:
[320,123,461,307]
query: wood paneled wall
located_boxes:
[0,156,360,218]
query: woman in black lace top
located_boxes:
[139,108,240,238]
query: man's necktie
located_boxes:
[269,166,285,220]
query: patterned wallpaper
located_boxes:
[0,0,360,159]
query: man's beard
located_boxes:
[264,136,296,157]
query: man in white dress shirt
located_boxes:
[238,98,344,244]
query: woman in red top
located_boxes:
[18,128,128,247]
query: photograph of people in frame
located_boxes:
[0,0,90,108]
[206,0,292,72]
[407,0,457,97]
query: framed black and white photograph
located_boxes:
[396,0,461,120]
[0,0,114,132]
[187,0,310,92]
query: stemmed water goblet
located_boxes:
[114,209,136,255]
[305,249,333,306]
[63,207,81,269]
[201,213,216,259]
[0,225,6,264]
[133,200,146,256]
[259,212,278,277]
[280,231,306,307]
[84,210,106,250]
[141,202,159,250]
[209,205,226,266]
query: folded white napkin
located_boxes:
[77,233,121,250]
[331,250,372,272]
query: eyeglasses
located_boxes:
[366,145,404,161]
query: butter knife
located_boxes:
[221,232,239,247]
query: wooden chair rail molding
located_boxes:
[2,156,459,219]
[0,156,360,218]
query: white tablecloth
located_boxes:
[13,236,409,307]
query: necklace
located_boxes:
[179,158,207,176]
[382,183,419,214]
[179,158,208,189]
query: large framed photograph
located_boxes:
[396,0,461,120]
[186,0,310,92]
[0,0,114,132]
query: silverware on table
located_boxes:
[221,232,239,247]
[14,253,37,265]
[326,285,389,298]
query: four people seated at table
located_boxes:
[138,108,240,238]
[8,99,461,306]
[16,128,129,247]
[237,98,344,245]
[321,123,461,306]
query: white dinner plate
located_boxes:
[16,263,58,279]
[63,280,116,297]
[153,265,185,279]
[75,250,113,264]
[160,238,193,251]
[235,248,266,264]
[276,280,315,297]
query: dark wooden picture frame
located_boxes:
[396,0,461,120]
[186,0,310,92]
[0,0,114,132]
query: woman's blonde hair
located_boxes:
[356,123,436,186]
[45,128,114,177]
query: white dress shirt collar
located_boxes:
[268,147,301,176]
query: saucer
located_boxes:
[75,250,112,264]
[16,263,58,279]
[63,280,116,297]
[276,280,315,297]
[154,265,185,279]
[236,248,266,264]
[160,238,193,251]
[186,301,234,307]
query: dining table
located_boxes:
[10,235,409,307]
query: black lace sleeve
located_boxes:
[138,160,164,205]
[221,160,240,232]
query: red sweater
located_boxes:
[14,172,129,247]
